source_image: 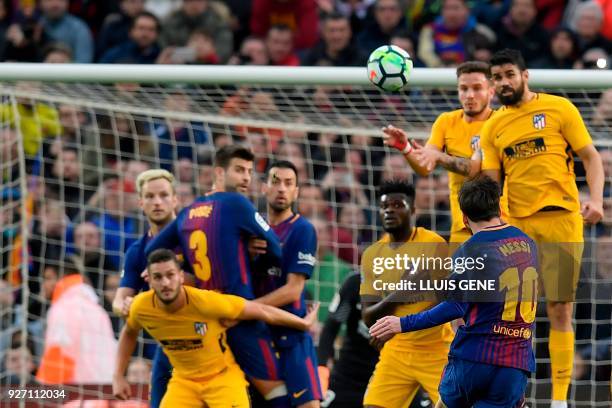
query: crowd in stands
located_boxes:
[0,0,610,69]
[0,0,610,394]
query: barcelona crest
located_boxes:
[194,322,207,335]
[532,114,546,130]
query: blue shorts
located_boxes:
[150,346,172,408]
[277,334,322,406]
[227,320,281,381]
[439,357,527,408]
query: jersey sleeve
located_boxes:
[480,120,501,171]
[125,296,143,331]
[145,215,182,256]
[285,221,317,278]
[359,246,379,298]
[560,98,593,152]
[427,113,447,150]
[195,289,247,320]
[400,301,467,332]
[120,241,145,291]
[231,194,282,259]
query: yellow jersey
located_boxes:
[127,286,245,379]
[480,93,592,218]
[360,227,454,353]
[428,109,493,235]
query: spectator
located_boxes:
[97,0,146,59]
[0,0,11,59]
[175,182,196,212]
[161,0,233,63]
[307,217,353,321]
[535,0,566,30]
[570,0,612,54]
[198,164,214,193]
[42,42,72,62]
[574,47,609,69]
[414,176,451,237]
[380,153,415,183]
[266,24,300,66]
[592,89,612,135]
[73,221,117,294]
[418,0,495,67]
[327,0,376,34]
[0,81,61,162]
[39,0,94,63]
[2,346,36,385]
[220,0,253,50]
[471,0,511,27]
[45,146,93,220]
[89,178,139,270]
[97,112,153,165]
[228,36,269,65]
[36,259,117,384]
[391,30,426,67]
[1,5,49,62]
[250,0,319,51]
[299,183,331,219]
[302,12,366,66]
[154,91,209,170]
[0,280,18,354]
[493,0,549,66]
[103,273,122,335]
[533,26,580,69]
[356,0,405,55]
[99,11,161,64]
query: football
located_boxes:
[367,45,413,92]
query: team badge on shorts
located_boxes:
[532,114,546,130]
[194,322,208,335]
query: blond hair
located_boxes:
[136,169,176,196]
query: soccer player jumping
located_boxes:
[479,49,604,408]
[370,175,538,408]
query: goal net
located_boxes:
[0,65,610,407]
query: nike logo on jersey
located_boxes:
[293,389,307,399]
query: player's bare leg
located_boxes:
[434,400,447,408]
[249,378,288,403]
[298,401,319,408]
[547,301,574,408]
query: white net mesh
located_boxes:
[0,74,610,407]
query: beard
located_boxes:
[269,199,292,213]
[463,102,488,117]
[497,81,525,106]
[157,287,180,305]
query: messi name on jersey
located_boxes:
[503,137,546,159]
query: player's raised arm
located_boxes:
[113,322,141,400]
[113,243,144,317]
[382,125,429,176]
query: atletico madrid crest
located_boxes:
[194,322,207,335]
[532,114,546,130]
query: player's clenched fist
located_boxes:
[382,125,413,154]
[112,375,131,400]
[369,315,402,342]
[119,296,133,318]
[581,200,604,224]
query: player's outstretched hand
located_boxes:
[248,237,268,259]
[112,375,131,400]
[304,302,320,329]
[369,315,402,342]
[581,200,604,224]
[382,125,413,154]
[413,146,441,172]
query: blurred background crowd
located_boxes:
[0,0,610,399]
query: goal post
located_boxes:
[0,64,610,407]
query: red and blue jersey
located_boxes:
[400,224,537,372]
[253,214,317,342]
[145,192,282,299]
[120,230,191,292]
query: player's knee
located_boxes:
[263,383,288,400]
[546,302,573,327]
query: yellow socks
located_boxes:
[549,329,574,401]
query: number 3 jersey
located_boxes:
[146,192,282,299]
[449,224,538,372]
